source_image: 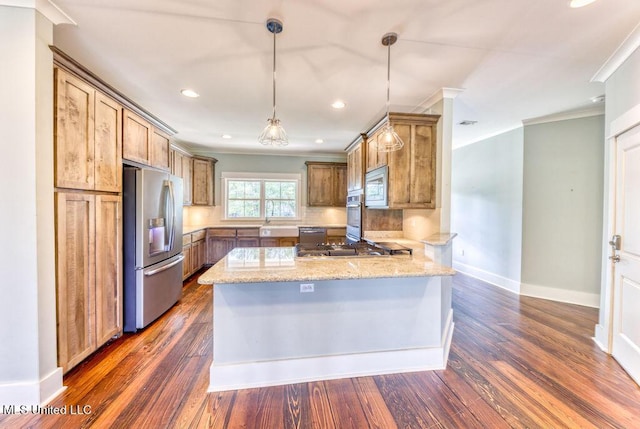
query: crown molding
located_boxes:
[591,21,640,83]
[412,87,464,113]
[522,105,604,126]
[0,0,76,25]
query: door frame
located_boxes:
[595,102,640,353]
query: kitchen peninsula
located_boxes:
[198,239,456,392]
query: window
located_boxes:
[222,172,300,220]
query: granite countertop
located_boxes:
[198,240,455,285]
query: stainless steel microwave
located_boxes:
[364,165,389,208]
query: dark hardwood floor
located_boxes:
[2,272,640,428]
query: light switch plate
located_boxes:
[300,283,314,293]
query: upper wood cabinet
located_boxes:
[54,68,122,192]
[192,156,217,206]
[366,129,388,172]
[150,128,170,171]
[346,135,365,192]
[306,162,348,207]
[123,109,170,171]
[171,149,193,205]
[123,109,151,165]
[383,113,439,209]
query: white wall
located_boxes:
[521,115,604,307]
[451,128,524,292]
[0,5,61,406]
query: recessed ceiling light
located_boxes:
[315,139,324,144]
[459,120,478,126]
[591,95,605,103]
[222,134,232,139]
[569,0,597,8]
[181,89,200,98]
[331,100,346,109]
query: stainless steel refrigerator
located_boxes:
[123,166,184,332]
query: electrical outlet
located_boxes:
[300,283,314,293]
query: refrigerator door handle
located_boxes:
[144,254,184,276]
[164,180,176,251]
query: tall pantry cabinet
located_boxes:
[54,67,123,373]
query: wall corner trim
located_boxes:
[0,0,76,25]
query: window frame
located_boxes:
[221,172,302,221]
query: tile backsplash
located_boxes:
[184,205,346,227]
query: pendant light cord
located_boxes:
[272,27,277,120]
[386,40,391,122]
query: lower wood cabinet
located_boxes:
[55,191,122,373]
[182,230,206,280]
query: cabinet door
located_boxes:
[123,109,151,165]
[151,128,171,171]
[54,68,95,190]
[347,143,364,192]
[388,124,412,207]
[182,243,192,280]
[260,238,278,247]
[207,237,236,264]
[237,237,260,247]
[182,155,193,205]
[56,192,96,373]
[191,240,204,272]
[307,164,334,206]
[95,194,122,345]
[410,124,436,207]
[366,132,387,172]
[279,237,299,247]
[334,164,347,206]
[94,93,122,192]
[192,157,214,205]
[197,239,206,268]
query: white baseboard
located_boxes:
[453,261,521,294]
[454,262,600,308]
[209,315,455,392]
[520,282,600,308]
[593,324,610,353]
[0,367,65,407]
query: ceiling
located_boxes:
[52,0,640,154]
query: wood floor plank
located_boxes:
[4,271,640,429]
[323,378,370,429]
[351,377,398,429]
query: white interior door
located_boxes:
[612,124,640,385]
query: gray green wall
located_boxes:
[451,128,524,291]
[452,115,605,307]
[521,115,604,305]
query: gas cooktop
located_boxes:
[295,242,412,258]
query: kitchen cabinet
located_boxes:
[385,113,439,209]
[171,149,193,205]
[362,113,439,209]
[150,128,171,171]
[123,109,171,171]
[206,228,237,264]
[346,135,365,192]
[365,130,388,172]
[306,162,347,207]
[192,156,217,206]
[56,192,122,373]
[259,237,299,247]
[182,229,206,279]
[54,68,122,192]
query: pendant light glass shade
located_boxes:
[259,18,288,146]
[378,32,404,153]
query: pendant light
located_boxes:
[259,18,288,146]
[378,32,405,153]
